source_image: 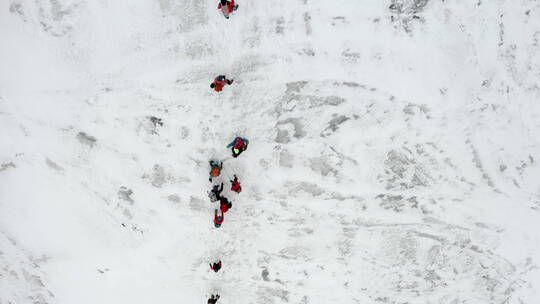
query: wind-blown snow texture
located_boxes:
[1,0,540,303]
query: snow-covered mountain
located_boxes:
[1,0,540,303]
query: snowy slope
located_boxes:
[1,0,540,303]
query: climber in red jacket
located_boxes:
[230,175,242,193]
[227,137,249,158]
[218,0,238,19]
[210,75,233,92]
[219,197,232,213]
[214,209,224,228]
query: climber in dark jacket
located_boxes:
[208,183,224,202]
[208,294,220,304]
[209,261,222,273]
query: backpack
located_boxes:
[208,191,218,202]
[210,166,221,177]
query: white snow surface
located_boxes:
[1,0,540,303]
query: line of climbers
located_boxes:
[208,137,248,228]
[205,2,241,303]
[206,137,247,301]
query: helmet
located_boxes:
[221,0,227,5]
[210,83,215,88]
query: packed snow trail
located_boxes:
[2,0,540,304]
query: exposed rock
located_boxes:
[76,132,96,147]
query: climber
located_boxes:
[214,209,224,228]
[230,175,242,193]
[219,196,232,213]
[209,160,223,182]
[210,75,233,92]
[217,0,238,19]
[226,137,249,158]
[208,294,220,304]
[209,261,222,273]
[208,183,224,202]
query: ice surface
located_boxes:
[1,0,540,303]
